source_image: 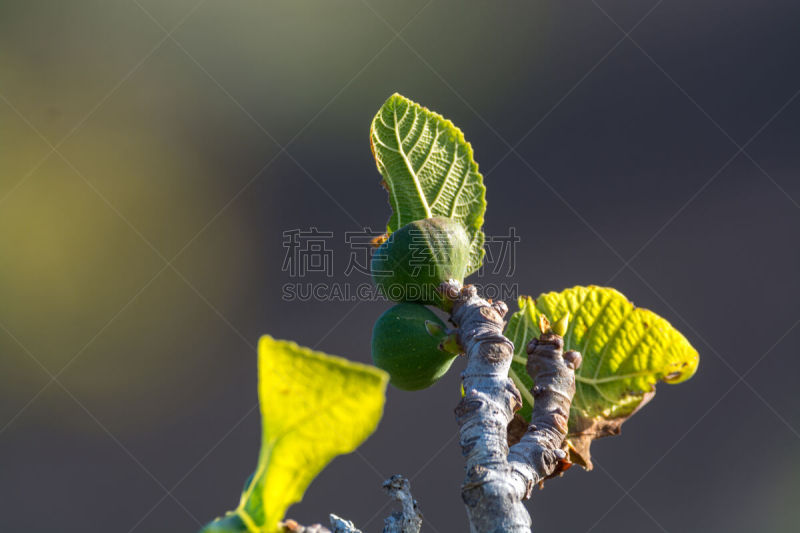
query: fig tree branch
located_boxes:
[444,281,579,533]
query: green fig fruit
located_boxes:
[371,303,459,391]
[371,217,470,307]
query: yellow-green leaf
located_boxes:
[370,93,487,274]
[201,336,389,532]
[505,286,699,468]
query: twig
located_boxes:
[329,515,362,533]
[281,475,422,533]
[382,475,423,533]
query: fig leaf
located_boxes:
[370,93,486,274]
[505,286,699,469]
[201,336,388,532]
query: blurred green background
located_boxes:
[1,1,798,532]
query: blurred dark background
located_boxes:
[1,1,799,531]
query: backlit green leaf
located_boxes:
[370,93,487,274]
[201,336,389,532]
[505,286,698,468]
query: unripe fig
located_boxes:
[371,217,470,307]
[371,303,459,391]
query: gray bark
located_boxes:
[283,475,421,533]
[381,475,423,533]
[329,515,362,533]
[445,281,579,533]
